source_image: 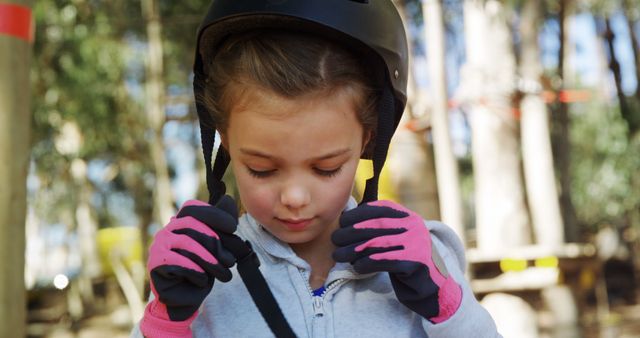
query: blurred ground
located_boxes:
[583,304,640,338]
[29,312,131,338]
[27,293,640,338]
[26,266,640,338]
[27,278,134,338]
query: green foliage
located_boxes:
[582,0,622,16]
[623,0,640,20]
[32,0,144,158]
[31,0,151,226]
[570,98,640,229]
[159,0,209,87]
[30,0,215,228]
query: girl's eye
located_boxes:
[247,167,275,178]
[314,166,342,178]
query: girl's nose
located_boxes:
[280,183,311,210]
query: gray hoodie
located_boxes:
[132,197,501,337]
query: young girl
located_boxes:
[133,0,501,337]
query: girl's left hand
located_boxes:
[332,200,462,323]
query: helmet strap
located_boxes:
[361,80,395,204]
[199,121,228,205]
[195,71,229,205]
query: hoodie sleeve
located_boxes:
[421,221,502,338]
[129,323,144,338]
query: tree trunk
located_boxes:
[623,0,640,101]
[603,17,637,135]
[463,0,531,251]
[552,0,579,242]
[387,0,440,222]
[519,0,565,247]
[71,158,101,306]
[422,0,465,242]
[142,0,175,224]
[0,2,32,336]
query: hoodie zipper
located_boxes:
[299,269,346,316]
[312,296,324,316]
[298,268,348,337]
[307,276,347,316]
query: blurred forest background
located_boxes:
[2,0,640,337]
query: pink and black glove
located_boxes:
[332,200,462,323]
[140,195,238,338]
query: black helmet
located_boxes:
[193,0,409,204]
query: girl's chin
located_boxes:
[272,229,319,244]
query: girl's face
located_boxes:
[223,87,366,249]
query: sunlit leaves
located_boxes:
[31,0,150,226]
[570,99,640,227]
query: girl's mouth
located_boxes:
[278,218,313,231]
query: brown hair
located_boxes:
[197,29,379,156]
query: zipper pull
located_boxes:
[312,296,324,316]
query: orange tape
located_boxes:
[0,3,33,42]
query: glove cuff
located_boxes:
[140,301,196,338]
[430,275,462,323]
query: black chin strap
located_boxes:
[215,232,297,338]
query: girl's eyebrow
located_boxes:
[239,148,352,161]
[240,149,274,159]
[311,148,352,161]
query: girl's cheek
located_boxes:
[338,164,358,191]
[242,185,275,216]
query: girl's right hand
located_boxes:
[140,195,238,338]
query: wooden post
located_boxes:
[0,1,33,336]
[552,0,579,242]
[142,0,175,226]
[462,0,531,251]
[520,0,565,247]
[423,0,465,242]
